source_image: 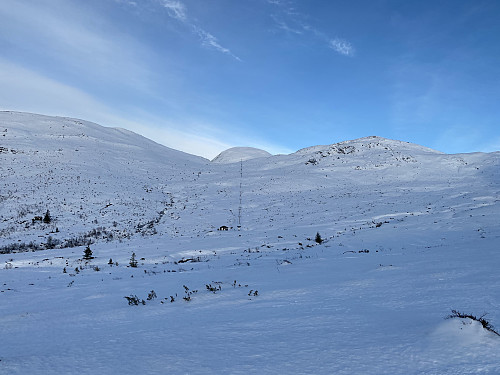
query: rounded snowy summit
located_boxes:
[212,147,272,163]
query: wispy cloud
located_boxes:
[160,0,187,21]
[329,38,355,56]
[0,59,106,117]
[271,15,303,35]
[266,0,297,16]
[113,0,138,6]
[266,0,355,57]
[0,58,242,159]
[193,26,242,61]
[159,0,240,60]
[0,0,151,89]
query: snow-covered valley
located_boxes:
[1,111,499,374]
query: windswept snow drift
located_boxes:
[1,112,499,374]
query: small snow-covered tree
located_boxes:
[83,245,93,260]
[129,252,138,267]
[43,209,51,224]
[315,232,323,244]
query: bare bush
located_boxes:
[447,309,500,336]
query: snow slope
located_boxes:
[212,146,272,163]
[0,111,208,247]
[1,112,500,374]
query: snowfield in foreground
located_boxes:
[1,111,499,374]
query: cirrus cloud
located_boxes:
[329,38,355,56]
[159,0,240,60]
[267,0,355,57]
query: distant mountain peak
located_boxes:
[295,136,442,156]
[212,147,272,163]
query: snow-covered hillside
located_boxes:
[0,111,208,249]
[212,146,272,163]
[1,112,499,374]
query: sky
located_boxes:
[1,0,499,159]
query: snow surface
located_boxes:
[212,147,272,163]
[1,111,500,374]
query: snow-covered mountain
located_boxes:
[296,135,443,156]
[1,112,499,374]
[212,146,272,163]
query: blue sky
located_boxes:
[1,0,499,158]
